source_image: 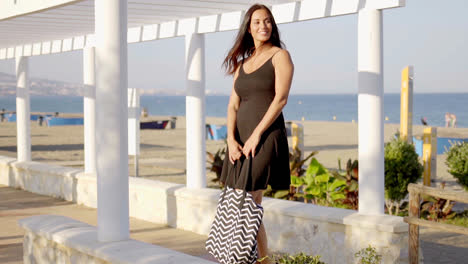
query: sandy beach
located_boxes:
[1,115,467,192]
[1,116,468,264]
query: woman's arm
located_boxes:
[242,49,294,158]
[226,68,244,164]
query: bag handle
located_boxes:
[220,157,253,208]
[225,155,252,191]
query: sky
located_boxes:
[0,0,467,95]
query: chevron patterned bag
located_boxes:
[206,161,264,264]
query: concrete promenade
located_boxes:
[0,185,216,264]
[1,185,467,264]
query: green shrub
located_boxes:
[445,142,468,191]
[264,150,317,200]
[384,138,423,214]
[445,210,468,227]
[333,158,359,210]
[295,158,347,206]
[355,245,382,264]
[262,252,325,264]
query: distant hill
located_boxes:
[0,72,227,96]
[0,72,84,96]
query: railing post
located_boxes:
[422,127,437,186]
[408,186,420,264]
[400,66,414,144]
[405,183,468,263]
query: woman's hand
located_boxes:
[242,132,261,159]
[228,138,243,164]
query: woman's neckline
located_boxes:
[241,56,273,75]
[241,48,281,75]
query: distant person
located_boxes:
[141,107,148,118]
[445,112,457,128]
[421,117,428,126]
[38,115,44,126]
[450,113,457,128]
[54,112,59,117]
[445,112,451,127]
[0,108,5,122]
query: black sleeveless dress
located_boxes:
[220,54,290,191]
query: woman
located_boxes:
[220,4,294,262]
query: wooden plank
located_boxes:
[408,183,468,203]
[404,217,468,236]
[408,224,419,264]
[408,189,420,218]
[408,191,420,264]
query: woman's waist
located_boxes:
[238,97,272,109]
[236,112,285,138]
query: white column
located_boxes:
[95,0,129,241]
[16,56,31,162]
[83,47,96,175]
[357,9,384,215]
[185,33,206,189]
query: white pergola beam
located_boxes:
[127,0,245,11]
[0,0,83,20]
[0,0,405,60]
[159,21,179,39]
[1,36,87,58]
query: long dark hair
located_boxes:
[223,4,284,75]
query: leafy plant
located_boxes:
[420,182,456,222]
[263,184,291,200]
[332,159,359,210]
[260,252,325,264]
[300,158,347,206]
[265,149,317,200]
[444,210,468,227]
[445,142,468,191]
[354,245,382,264]
[290,148,318,177]
[384,138,423,215]
[289,174,306,201]
[206,146,226,183]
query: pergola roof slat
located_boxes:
[0,0,404,59]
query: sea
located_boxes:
[0,93,467,128]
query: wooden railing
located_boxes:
[404,183,468,264]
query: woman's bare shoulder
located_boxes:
[273,48,290,58]
[272,48,293,66]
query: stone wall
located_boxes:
[23,231,109,264]
[1,156,413,263]
[19,215,213,264]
